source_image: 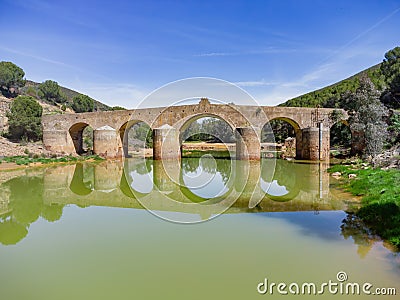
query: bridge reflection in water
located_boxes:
[0,158,351,245]
[4,159,344,213]
[52,158,341,213]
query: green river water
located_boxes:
[0,158,399,299]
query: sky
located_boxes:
[0,0,399,108]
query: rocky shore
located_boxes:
[0,136,51,157]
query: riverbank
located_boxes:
[0,155,104,171]
[328,162,400,249]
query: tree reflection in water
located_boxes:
[0,175,65,245]
[341,213,384,258]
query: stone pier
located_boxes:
[93,125,121,158]
[300,126,330,160]
[153,125,180,160]
[235,127,261,160]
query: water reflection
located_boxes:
[0,174,64,245]
[0,158,360,245]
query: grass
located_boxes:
[0,154,104,166]
[328,164,400,248]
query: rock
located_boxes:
[0,137,50,157]
[348,174,357,179]
[331,172,341,178]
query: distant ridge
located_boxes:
[24,80,112,112]
[279,63,386,108]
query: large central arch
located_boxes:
[119,120,153,157]
[179,113,236,146]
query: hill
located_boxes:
[279,63,386,108]
[23,80,112,113]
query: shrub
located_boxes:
[7,95,43,141]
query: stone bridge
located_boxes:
[42,98,347,160]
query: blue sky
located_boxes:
[0,0,399,108]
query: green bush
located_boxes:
[7,95,43,141]
[38,80,66,103]
[72,94,94,113]
[0,61,25,97]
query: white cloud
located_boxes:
[234,80,278,87]
[195,52,236,57]
[0,46,73,68]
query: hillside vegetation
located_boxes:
[23,80,111,113]
[280,64,386,108]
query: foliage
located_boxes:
[0,154,104,166]
[38,80,66,103]
[341,77,388,157]
[328,165,400,248]
[329,109,345,124]
[24,80,112,111]
[0,61,25,97]
[280,64,385,108]
[82,126,93,152]
[128,122,153,148]
[6,95,43,141]
[328,110,351,149]
[71,94,94,113]
[387,112,400,147]
[182,117,235,143]
[261,119,294,143]
[380,46,400,109]
[25,86,38,98]
[182,150,231,158]
[111,106,126,110]
[330,122,351,148]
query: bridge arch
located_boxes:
[119,120,153,157]
[178,113,236,133]
[329,120,352,157]
[262,117,301,132]
[179,113,236,147]
[69,122,94,155]
[261,117,301,158]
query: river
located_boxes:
[0,158,399,299]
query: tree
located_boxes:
[38,80,66,103]
[71,94,94,113]
[262,120,295,143]
[380,46,400,108]
[0,61,25,96]
[387,112,400,147]
[341,77,388,158]
[7,95,43,141]
[111,106,126,110]
[129,122,153,148]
